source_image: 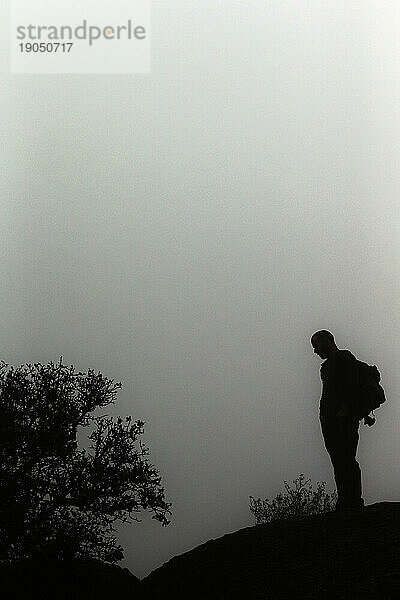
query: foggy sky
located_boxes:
[1,0,400,578]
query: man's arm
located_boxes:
[336,353,359,417]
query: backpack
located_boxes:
[355,360,386,426]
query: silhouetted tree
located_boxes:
[0,358,171,563]
[249,474,336,524]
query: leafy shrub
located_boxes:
[0,358,172,563]
[249,474,337,524]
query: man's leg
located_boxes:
[338,417,363,508]
[321,420,346,509]
[321,418,363,510]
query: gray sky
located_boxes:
[1,0,400,579]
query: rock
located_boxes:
[141,502,400,599]
[4,503,400,599]
[0,557,141,599]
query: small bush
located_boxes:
[249,474,337,524]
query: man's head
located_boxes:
[310,330,337,359]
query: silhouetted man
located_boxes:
[311,330,364,511]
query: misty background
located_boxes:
[1,0,399,579]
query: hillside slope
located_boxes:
[0,558,141,599]
[141,502,400,599]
